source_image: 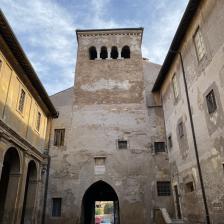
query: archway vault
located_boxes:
[81,180,120,224]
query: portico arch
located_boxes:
[81,180,120,224]
[0,147,21,223]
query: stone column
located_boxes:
[23,179,38,224]
[107,47,111,59]
[2,172,22,224]
[96,48,101,60]
[118,48,122,59]
[14,155,28,224]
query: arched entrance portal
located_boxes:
[0,148,20,223]
[21,160,38,224]
[81,181,120,224]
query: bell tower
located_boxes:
[74,28,144,105]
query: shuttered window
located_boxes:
[18,89,26,113]
[172,74,179,99]
[206,90,217,114]
[194,27,206,61]
[54,129,65,146]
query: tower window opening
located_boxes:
[100,46,108,59]
[111,46,118,59]
[89,46,97,60]
[121,46,130,58]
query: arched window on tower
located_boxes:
[111,46,118,59]
[121,46,130,58]
[100,46,108,59]
[89,46,97,60]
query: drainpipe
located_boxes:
[41,117,53,224]
[41,153,51,224]
[170,50,210,224]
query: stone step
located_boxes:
[171,219,184,224]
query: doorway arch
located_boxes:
[0,147,21,223]
[81,180,120,224]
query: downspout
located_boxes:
[171,50,210,224]
[41,117,53,224]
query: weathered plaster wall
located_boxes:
[46,30,173,224]
[0,38,49,152]
[0,35,51,224]
[160,0,224,223]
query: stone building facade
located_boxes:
[152,0,224,223]
[1,0,224,224]
[0,10,57,224]
[45,28,173,224]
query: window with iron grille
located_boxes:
[52,198,62,217]
[154,142,165,153]
[36,111,41,131]
[178,121,184,138]
[54,129,65,146]
[118,140,127,149]
[18,89,26,113]
[157,181,171,196]
[168,135,172,148]
[194,27,206,61]
[206,90,217,114]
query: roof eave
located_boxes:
[152,0,201,92]
[0,9,58,117]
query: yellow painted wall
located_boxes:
[0,51,48,152]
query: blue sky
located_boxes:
[0,0,188,95]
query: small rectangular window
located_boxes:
[206,90,217,114]
[157,181,171,196]
[36,111,41,131]
[172,74,179,99]
[168,135,172,148]
[194,27,206,61]
[52,198,62,217]
[185,181,194,193]
[118,140,127,149]
[54,129,65,146]
[154,142,165,153]
[18,89,26,113]
[178,122,184,138]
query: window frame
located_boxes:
[52,198,62,217]
[89,46,97,60]
[206,89,217,114]
[193,27,206,62]
[54,129,65,146]
[121,45,130,59]
[172,74,179,100]
[100,46,108,59]
[35,110,41,132]
[178,121,184,138]
[157,181,171,196]
[154,142,166,153]
[17,88,26,114]
[185,181,195,193]
[117,139,128,150]
[168,135,172,149]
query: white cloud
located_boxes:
[142,0,188,64]
[1,0,76,94]
[0,0,188,94]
